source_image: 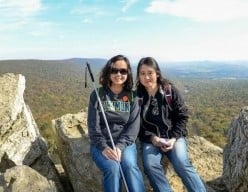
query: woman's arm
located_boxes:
[169,86,189,139]
[87,91,108,151]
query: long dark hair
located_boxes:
[99,54,133,91]
[136,57,171,94]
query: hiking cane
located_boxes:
[85,62,130,192]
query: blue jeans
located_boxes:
[142,137,206,192]
[91,143,145,192]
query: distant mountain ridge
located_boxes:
[162,60,248,79]
[0,58,107,82]
[61,58,106,65]
[0,59,248,79]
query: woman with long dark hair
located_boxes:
[136,57,206,192]
[87,54,145,192]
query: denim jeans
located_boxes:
[142,137,206,192]
[91,143,145,192]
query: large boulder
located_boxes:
[223,107,248,192]
[52,112,102,192]
[0,73,63,192]
[53,111,223,192]
[0,165,57,192]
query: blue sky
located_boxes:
[1,0,248,62]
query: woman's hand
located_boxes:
[160,138,176,152]
[102,147,122,161]
[151,135,167,147]
[151,135,162,147]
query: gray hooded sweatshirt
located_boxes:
[87,86,140,151]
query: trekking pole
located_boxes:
[85,62,129,192]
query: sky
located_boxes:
[1,0,248,62]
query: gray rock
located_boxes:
[0,165,57,192]
[223,107,248,192]
[53,111,224,192]
[0,73,64,192]
[52,112,102,192]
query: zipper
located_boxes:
[161,105,170,138]
[143,96,160,137]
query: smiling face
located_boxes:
[138,64,159,90]
[110,59,128,87]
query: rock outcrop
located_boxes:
[223,106,248,192]
[52,112,102,192]
[52,112,223,192]
[0,165,57,192]
[1,73,248,192]
[0,73,63,192]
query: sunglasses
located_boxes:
[111,68,128,75]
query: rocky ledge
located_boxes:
[1,73,248,192]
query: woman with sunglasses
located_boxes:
[136,57,206,192]
[87,55,145,192]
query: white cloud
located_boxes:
[81,18,93,23]
[0,0,43,17]
[116,16,139,22]
[0,20,28,32]
[145,0,248,22]
[121,0,138,12]
[71,6,108,16]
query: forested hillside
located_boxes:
[0,59,247,149]
[0,59,106,148]
[173,78,247,146]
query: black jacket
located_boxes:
[138,84,188,143]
